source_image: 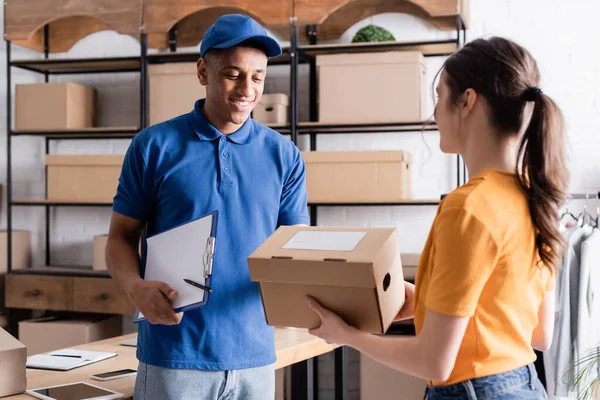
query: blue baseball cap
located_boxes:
[200,14,282,58]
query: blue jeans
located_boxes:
[425,364,548,399]
[133,361,275,400]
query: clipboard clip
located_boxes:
[203,237,216,278]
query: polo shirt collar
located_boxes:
[190,99,254,144]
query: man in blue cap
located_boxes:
[106,14,309,399]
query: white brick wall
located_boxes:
[1,1,599,398]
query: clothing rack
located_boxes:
[569,192,600,200]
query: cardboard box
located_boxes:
[317,51,428,123]
[248,226,405,334]
[149,63,206,125]
[401,253,420,280]
[0,274,4,313]
[46,155,124,202]
[16,82,95,131]
[93,235,109,271]
[361,353,427,399]
[0,230,32,273]
[18,315,122,356]
[93,234,141,271]
[0,327,27,397]
[253,93,289,125]
[302,151,412,203]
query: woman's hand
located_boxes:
[306,296,358,346]
[394,281,416,321]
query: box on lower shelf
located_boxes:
[93,235,109,271]
[18,314,122,356]
[93,235,142,271]
[46,155,124,202]
[0,230,32,274]
[361,353,427,400]
[16,82,95,131]
[302,151,412,203]
[254,93,289,125]
[401,253,420,280]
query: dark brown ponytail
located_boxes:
[442,37,568,270]
[516,91,568,268]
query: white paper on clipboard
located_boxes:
[136,211,217,321]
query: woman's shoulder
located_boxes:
[439,169,527,228]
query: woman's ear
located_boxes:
[197,58,208,86]
[460,88,478,117]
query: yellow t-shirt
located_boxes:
[413,168,554,386]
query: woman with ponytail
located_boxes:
[306,36,566,399]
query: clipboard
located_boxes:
[134,210,218,323]
[26,349,118,371]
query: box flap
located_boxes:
[45,155,124,167]
[316,51,425,67]
[0,327,26,352]
[248,226,396,287]
[149,62,197,76]
[259,93,289,106]
[302,150,412,164]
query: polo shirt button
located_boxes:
[224,167,230,173]
[223,152,229,157]
[221,136,226,142]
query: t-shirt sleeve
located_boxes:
[425,208,500,317]
[278,147,309,226]
[112,136,155,222]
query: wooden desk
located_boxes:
[7,328,337,399]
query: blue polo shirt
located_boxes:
[113,99,309,370]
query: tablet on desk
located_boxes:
[26,381,123,400]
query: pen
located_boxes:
[50,354,82,358]
[183,278,212,293]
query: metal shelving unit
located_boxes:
[4,28,150,335]
[4,12,467,400]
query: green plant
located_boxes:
[351,24,395,43]
[566,345,600,399]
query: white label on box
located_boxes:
[282,231,367,251]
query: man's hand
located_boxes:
[128,279,183,325]
[394,281,416,321]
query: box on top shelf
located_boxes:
[248,225,405,334]
[302,151,412,203]
[149,63,206,126]
[15,82,95,131]
[317,51,428,123]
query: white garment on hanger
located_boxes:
[575,227,600,398]
[544,225,591,398]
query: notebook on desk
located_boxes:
[26,349,118,371]
[134,211,218,323]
